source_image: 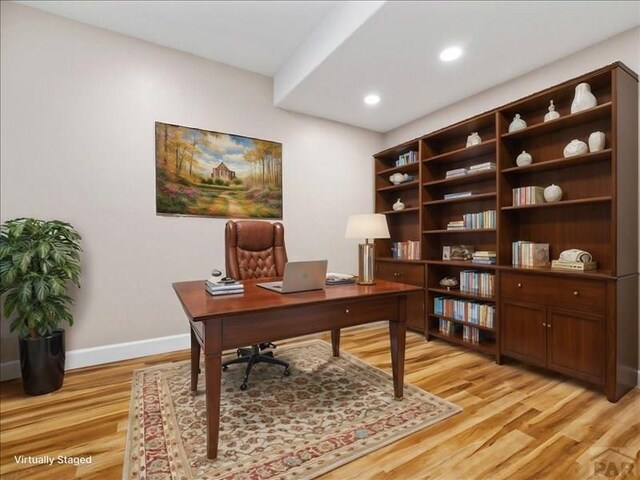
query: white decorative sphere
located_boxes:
[544,184,563,202]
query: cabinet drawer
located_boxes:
[376,261,425,286]
[500,272,605,314]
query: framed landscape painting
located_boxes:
[155,122,282,219]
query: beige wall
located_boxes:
[0,2,382,366]
[383,27,640,382]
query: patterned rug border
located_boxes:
[123,339,462,480]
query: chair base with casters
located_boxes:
[222,343,290,390]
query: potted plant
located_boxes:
[0,218,82,395]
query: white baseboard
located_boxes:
[0,333,190,381]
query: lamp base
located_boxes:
[357,243,376,285]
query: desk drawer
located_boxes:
[222,296,400,349]
[500,272,606,314]
[376,261,425,286]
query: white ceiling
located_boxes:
[16,1,640,133]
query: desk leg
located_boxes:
[204,321,223,459]
[190,327,201,393]
[389,295,407,400]
[331,328,340,357]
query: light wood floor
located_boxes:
[1,325,639,480]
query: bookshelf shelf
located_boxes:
[501,196,611,211]
[501,102,612,140]
[423,228,497,235]
[377,207,420,215]
[427,260,497,270]
[377,163,420,176]
[501,149,611,174]
[428,287,495,302]
[427,329,496,355]
[377,180,420,192]
[423,139,496,165]
[423,193,496,206]
[422,169,495,187]
[428,314,496,332]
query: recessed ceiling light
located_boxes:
[364,94,381,105]
[439,46,463,62]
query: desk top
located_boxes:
[173,278,422,322]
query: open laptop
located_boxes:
[257,260,328,294]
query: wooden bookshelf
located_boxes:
[372,63,638,401]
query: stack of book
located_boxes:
[463,326,482,344]
[472,251,496,265]
[205,278,244,296]
[512,241,550,267]
[445,167,468,178]
[512,186,545,206]
[447,220,465,230]
[551,259,597,271]
[443,191,472,200]
[469,162,496,173]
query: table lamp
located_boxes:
[345,213,390,285]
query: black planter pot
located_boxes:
[19,329,66,396]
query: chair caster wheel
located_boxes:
[283,369,291,377]
[222,365,228,371]
[240,383,248,391]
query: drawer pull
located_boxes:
[573,291,579,296]
[345,309,350,314]
[517,283,522,288]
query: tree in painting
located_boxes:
[155,122,282,218]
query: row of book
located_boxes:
[512,186,545,206]
[437,320,486,345]
[512,241,550,267]
[205,278,244,296]
[444,162,495,179]
[396,150,418,167]
[472,250,496,265]
[446,210,496,230]
[391,240,420,260]
[433,297,496,328]
[459,270,495,297]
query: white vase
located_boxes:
[544,184,563,203]
[588,131,606,152]
[516,150,532,166]
[508,114,527,132]
[563,139,588,158]
[389,173,404,185]
[544,101,560,122]
[466,132,481,147]
[570,83,597,114]
[392,198,405,211]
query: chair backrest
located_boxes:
[225,220,288,280]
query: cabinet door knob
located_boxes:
[345,308,350,314]
[542,322,547,327]
[517,283,522,288]
[394,272,400,277]
[547,323,552,328]
[573,291,579,296]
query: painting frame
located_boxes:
[155,121,283,219]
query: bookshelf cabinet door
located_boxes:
[501,300,547,367]
[546,307,605,385]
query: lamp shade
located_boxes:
[345,214,390,239]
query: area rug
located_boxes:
[123,340,461,479]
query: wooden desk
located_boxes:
[172,278,422,459]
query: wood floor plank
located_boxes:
[1,325,638,480]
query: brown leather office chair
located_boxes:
[222,220,290,390]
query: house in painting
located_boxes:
[211,161,236,181]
